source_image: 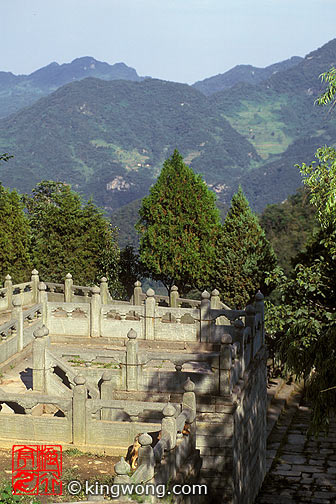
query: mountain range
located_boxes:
[0,39,335,225]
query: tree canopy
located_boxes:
[214,186,277,308]
[136,149,221,294]
[266,69,336,435]
[0,183,32,282]
[25,181,120,291]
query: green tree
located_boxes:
[0,183,32,282]
[25,181,120,290]
[214,186,277,308]
[136,149,221,294]
[266,69,336,434]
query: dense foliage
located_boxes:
[266,69,336,434]
[214,187,277,308]
[136,150,221,294]
[260,187,317,274]
[24,181,120,292]
[0,183,32,282]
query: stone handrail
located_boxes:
[12,281,32,291]
[0,391,72,416]
[46,349,100,399]
[23,303,43,321]
[45,282,64,291]
[177,297,201,308]
[0,319,17,340]
[72,285,93,295]
[141,350,220,369]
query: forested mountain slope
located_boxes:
[0,57,142,118]
[0,77,258,210]
[192,56,302,96]
[0,39,335,214]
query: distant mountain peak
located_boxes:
[192,56,303,96]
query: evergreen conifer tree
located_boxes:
[215,186,277,308]
[25,181,120,288]
[136,149,221,294]
[0,183,32,282]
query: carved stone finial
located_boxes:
[65,273,72,279]
[114,457,131,475]
[245,304,256,315]
[127,328,137,340]
[91,285,100,295]
[5,274,11,281]
[31,269,39,275]
[74,375,86,385]
[201,290,210,299]
[211,289,219,296]
[34,325,49,339]
[101,370,112,381]
[184,377,195,392]
[38,282,46,291]
[139,433,153,446]
[221,334,232,344]
[146,288,155,297]
[255,290,264,301]
[134,280,141,287]
[171,285,178,292]
[100,277,107,283]
[163,403,176,417]
[12,298,22,307]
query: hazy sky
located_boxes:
[2,0,336,84]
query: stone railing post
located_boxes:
[219,334,233,396]
[32,325,50,393]
[255,290,265,344]
[137,433,155,480]
[31,269,40,303]
[245,304,256,357]
[133,281,142,306]
[38,282,48,325]
[4,274,12,310]
[114,458,132,485]
[12,298,23,352]
[100,370,113,420]
[64,273,73,303]
[126,329,138,391]
[211,289,221,309]
[200,290,211,342]
[234,319,245,378]
[90,286,101,338]
[162,403,177,451]
[170,285,179,308]
[182,377,196,419]
[73,375,87,445]
[145,288,155,340]
[100,277,109,305]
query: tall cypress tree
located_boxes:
[136,149,221,294]
[215,186,277,308]
[25,181,120,288]
[0,183,32,282]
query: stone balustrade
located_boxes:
[114,378,198,487]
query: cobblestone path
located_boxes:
[256,401,336,504]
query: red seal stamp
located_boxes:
[12,444,62,495]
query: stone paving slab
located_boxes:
[255,399,336,504]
